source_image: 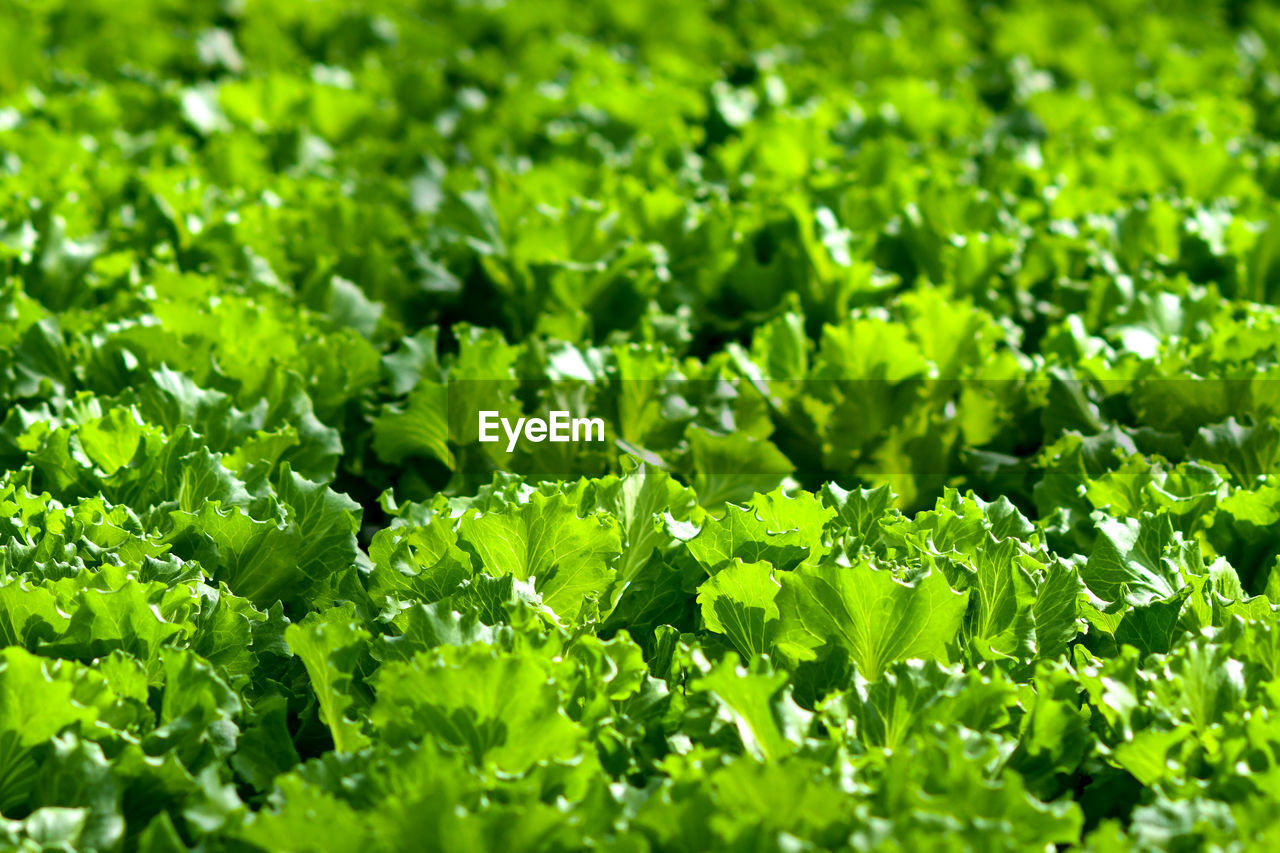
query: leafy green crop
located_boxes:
[5,0,1280,850]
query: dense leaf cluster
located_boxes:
[4,0,1280,850]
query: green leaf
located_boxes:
[821,482,896,552]
[230,695,301,792]
[371,645,584,773]
[961,536,1038,661]
[775,558,969,678]
[691,654,810,761]
[458,491,620,621]
[822,660,1017,751]
[0,648,99,748]
[367,516,473,606]
[284,607,370,754]
[682,490,828,575]
[695,559,780,658]
[372,379,454,468]
[236,774,371,853]
[166,502,303,605]
[30,736,124,851]
[585,458,698,591]
[0,580,69,649]
[378,603,501,662]
[688,429,792,508]
[1191,417,1279,484]
[1083,514,1189,606]
[277,464,361,582]
[382,327,443,396]
[43,578,187,665]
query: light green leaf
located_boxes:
[696,559,780,658]
[775,558,968,678]
[284,606,370,754]
[458,491,620,621]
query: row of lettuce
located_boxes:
[4,278,1280,847]
[7,0,1280,849]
